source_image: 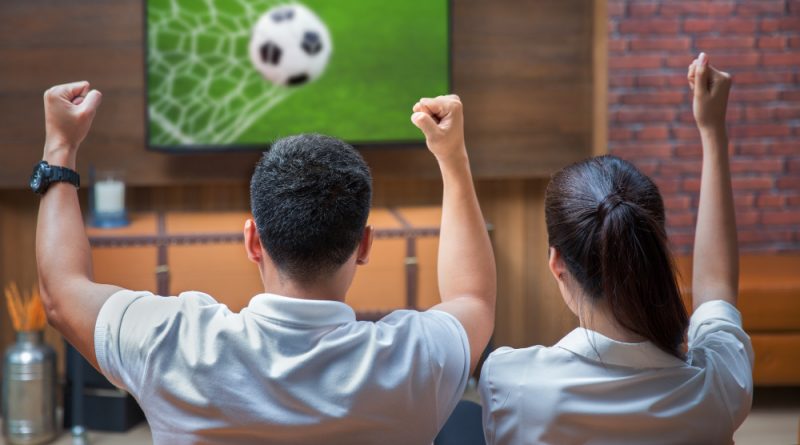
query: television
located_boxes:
[145,0,451,151]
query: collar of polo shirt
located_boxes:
[556,328,687,369]
[246,293,356,327]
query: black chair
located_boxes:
[435,400,486,445]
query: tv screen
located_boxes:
[145,0,450,150]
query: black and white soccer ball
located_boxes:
[248,4,332,87]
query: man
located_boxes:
[35,82,495,444]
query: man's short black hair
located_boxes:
[250,134,372,283]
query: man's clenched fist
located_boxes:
[411,95,466,163]
[43,81,102,160]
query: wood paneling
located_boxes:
[0,0,600,187]
[0,0,602,366]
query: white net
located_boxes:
[147,0,294,147]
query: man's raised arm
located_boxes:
[687,53,739,309]
[411,95,496,372]
[36,82,121,369]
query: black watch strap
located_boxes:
[50,165,81,189]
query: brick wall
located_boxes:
[608,0,800,253]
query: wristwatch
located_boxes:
[29,160,80,195]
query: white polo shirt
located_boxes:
[479,300,753,445]
[94,290,470,445]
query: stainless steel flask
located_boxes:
[2,331,57,444]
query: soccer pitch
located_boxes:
[146,0,450,149]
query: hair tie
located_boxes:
[596,194,623,222]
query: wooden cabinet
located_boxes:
[87,208,447,318]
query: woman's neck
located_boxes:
[580,304,646,343]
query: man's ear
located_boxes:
[548,246,567,284]
[244,219,263,264]
[356,225,374,266]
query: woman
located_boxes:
[479,53,753,444]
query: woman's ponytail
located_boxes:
[546,155,689,358]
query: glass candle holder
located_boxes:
[90,170,129,228]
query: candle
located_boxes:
[94,179,125,214]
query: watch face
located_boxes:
[30,161,47,193]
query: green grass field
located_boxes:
[147,0,449,149]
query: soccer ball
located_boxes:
[248,4,332,87]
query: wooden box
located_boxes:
[87,207,445,317]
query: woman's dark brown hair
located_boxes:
[545,155,688,358]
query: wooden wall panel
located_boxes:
[0,0,602,368]
[0,0,600,187]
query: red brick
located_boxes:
[631,160,660,176]
[684,18,757,34]
[664,196,692,211]
[775,106,800,120]
[619,19,681,34]
[732,71,794,85]
[609,54,663,69]
[726,106,744,122]
[611,143,674,159]
[757,37,787,49]
[735,210,761,226]
[662,160,702,176]
[790,37,800,49]
[637,125,670,140]
[629,2,659,17]
[734,193,756,207]
[757,193,785,208]
[737,142,771,155]
[608,92,623,104]
[777,177,800,190]
[744,106,775,121]
[609,38,628,52]
[736,1,787,16]
[763,53,800,67]
[730,159,785,174]
[620,91,686,105]
[790,0,800,14]
[729,124,791,138]
[613,108,677,122]
[629,37,692,51]
[667,211,696,227]
[608,0,626,18]
[761,211,800,225]
[672,126,700,141]
[729,89,780,103]
[681,178,700,192]
[654,178,682,193]
[660,1,736,17]
[677,110,696,124]
[772,143,800,156]
[610,73,636,87]
[609,127,634,141]
[732,177,774,191]
[665,52,761,68]
[760,18,800,32]
[789,159,800,173]
[674,143,702,157]
[696,37,755,50]
[635,74,689,87]
[788,195,800,206]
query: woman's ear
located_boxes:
[548,246,567,284]
[244,219,263,264]
[356,225,374,266]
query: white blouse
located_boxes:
[479,300,753,445]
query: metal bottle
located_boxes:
[2,331,57,444]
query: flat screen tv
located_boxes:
[145,0,451,150]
